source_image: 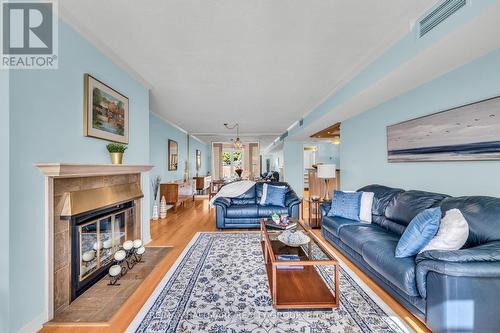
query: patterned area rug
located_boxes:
[127,233,410,333]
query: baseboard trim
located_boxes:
[16,312,44,333]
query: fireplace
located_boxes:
[35,163,153,319]
[68,200,134,300]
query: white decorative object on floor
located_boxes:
[123,240,134,251]
[160,196,167,219]
[419,209,469,253]
[133,239,143,248]
[152,201,159,220]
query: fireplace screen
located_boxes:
[72,201,134,300]
[79,211,126,281]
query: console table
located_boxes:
[193,175,211,193]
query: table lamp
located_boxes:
[317,164,336,201]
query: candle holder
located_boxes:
[125,239,144,269]
[108,249,127,286]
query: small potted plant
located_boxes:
[106,143,127,164]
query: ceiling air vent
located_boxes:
[418,0,466,37]
[279,132,288,141]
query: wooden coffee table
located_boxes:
[260,218,339,309]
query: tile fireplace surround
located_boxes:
[36,163,153,321]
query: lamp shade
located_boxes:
[317,164,336,179]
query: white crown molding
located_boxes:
[192,132,281,136]
[150,111,188,134]
[189,135,207,145]
[57,6,153,90]
[150,112,210,145]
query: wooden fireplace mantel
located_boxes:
[35,163,154,178]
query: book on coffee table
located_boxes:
[264,220,297,230]
[276,254,303,269]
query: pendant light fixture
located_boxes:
[224,123,243,149]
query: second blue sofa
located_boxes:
[213,181,300,229]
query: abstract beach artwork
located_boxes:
[387,96,500,162]
[84,74,129,144]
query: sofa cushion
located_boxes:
[321,215,361,237]
[385,190,448,226]
[328,191,362,221]
[372,215,406,236]
[226,204,259,218]
[256,181,290,201]
[260,184,287,207]
[338,224,399,255]
[230,186,256,205]
[231,198,256,205]
[395,207,441,258]
[362,240,420,297]
[357,184,404,216]
[440,196,500,248]
[258,205,289,217]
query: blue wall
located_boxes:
[283,141,304,196]
[149,113,210,203]
[316,142,340,166]
[8,21,150,332]
[341,47,500,197]
[1,69,10,333]
[149,113,188,186]
[189,137,211,177]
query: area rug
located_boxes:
[127,232,410,333]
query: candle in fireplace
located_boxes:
[133,239,143,248]
[123,240,133,251]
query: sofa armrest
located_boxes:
[416,241,500,263]
[285,191,300,207]
[213,197,231,208]
[320,201,331,217]
[421,261,500,332]
[415,241,500,298]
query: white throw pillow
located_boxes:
[419,208,469,253]
[259,183,268,205]
[359,192,374,223]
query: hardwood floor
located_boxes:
[40,198,430,333]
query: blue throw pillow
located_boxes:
[327,191,362,221]
[395,207,441,258]
[260,184,287,207]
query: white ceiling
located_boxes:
[59,0,437,142]
[288,2,500,143]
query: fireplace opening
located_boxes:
[68,201,135,301]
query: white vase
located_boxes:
[160,196,167,219]
[152,201,159,220]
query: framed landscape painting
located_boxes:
[387,96,500,162]
[84,74,129,144]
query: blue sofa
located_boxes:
[213,181,300,229]
[320,184,500,333]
